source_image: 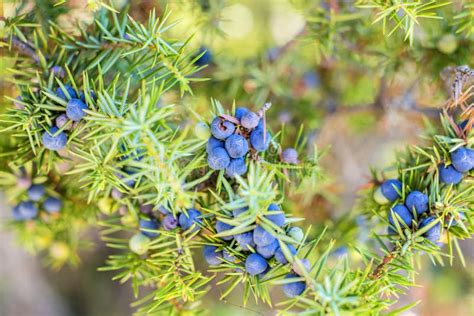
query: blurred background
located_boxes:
[1,0,473,315]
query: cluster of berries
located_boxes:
[128,206,203,255]
[438,146,473,185]
[375,179,444,244]
[42,80,95,151]
[202,204,308,298]
[206,107,271,177]
[12,183,62,221]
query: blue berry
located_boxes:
[56,85,77,100]
[55,114,70,130]
[288,226,304,242]
[388,204,413,228]
[381,179,402,202]
[282,273,306,298]
[206,137,224,154]
[245,253,268,276]
[225,158,247,177]
[235,107,249,120]
[439,163,463,185]
[240,111,260,129]
[203,245,223,265]
[405,191,428,215]
[282,148,298,164]
[66,98,88,121]
[210,117,235,140]
[17,201,38,220]
[194,47,212,66]
[158,205,171,214]
[451,147,473,173]
[79,90,97,103]
[43,197,62,213]
[178,208,202,231]
[225,134,249,158]
[250,127,271,152]
[235,231,255,250]
[419,216,441,244]
[266,203,285,227]
[223,250,236,262]
[293,258,310,275]
[232,207,248,218]
[458,119,473,131]
[12,205,23,220]
[139,218,160,238]
[162,214,178,231]
[208,147,231,170]
[253,225,276,247]
[42,127,67,150]
[50,66,65,78]
[275,244,297,264]
[215,220,234,240]
[256,239,279,259]
[302,71,319,88]
[27,184,45,201]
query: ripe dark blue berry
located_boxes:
[249,127,271,152]
[56,85,77,100]
[232,206,248,218]
[388,204,413,228]
[256,239,279,259]
[282,148,298,164]
[381,179,402,202]
[55,114,70,130]
[17,201,38,220]
[51,66,65,78]
[194,47,212,66]
[245,253,268,276]
[419,216,441,244]
[225,134,249,158]
[43,197,62,213]
[266,203,285,227]
[253,225,276,247]
[178,208,202,231]
[293,258,310,275]
[42,127,67,150]
[208,147,231,170]
[139,218,160,238]
[206,137,224,154]
[27,184,45,201]
[66,98,88,121]
[240,111,260,129]
[439,163,463,185]
[274,244,297,264]
[210,117,235,140]
[235,107,249,120]
[282,273,306,298]
[235,231,255,250]
[405,191,429,215]
[162,214,178,231]
[225,158,247,177]
[203,245,223,265]
[451,147,473,173]
[215,220,234,241]
[223,250,236,263]
[302,71,319,88]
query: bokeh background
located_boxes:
[1,0,473,315]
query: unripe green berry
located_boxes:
[195,121,211,140]
[437,34,458,55]
[288,227,304,243]
[129,233,151,255]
